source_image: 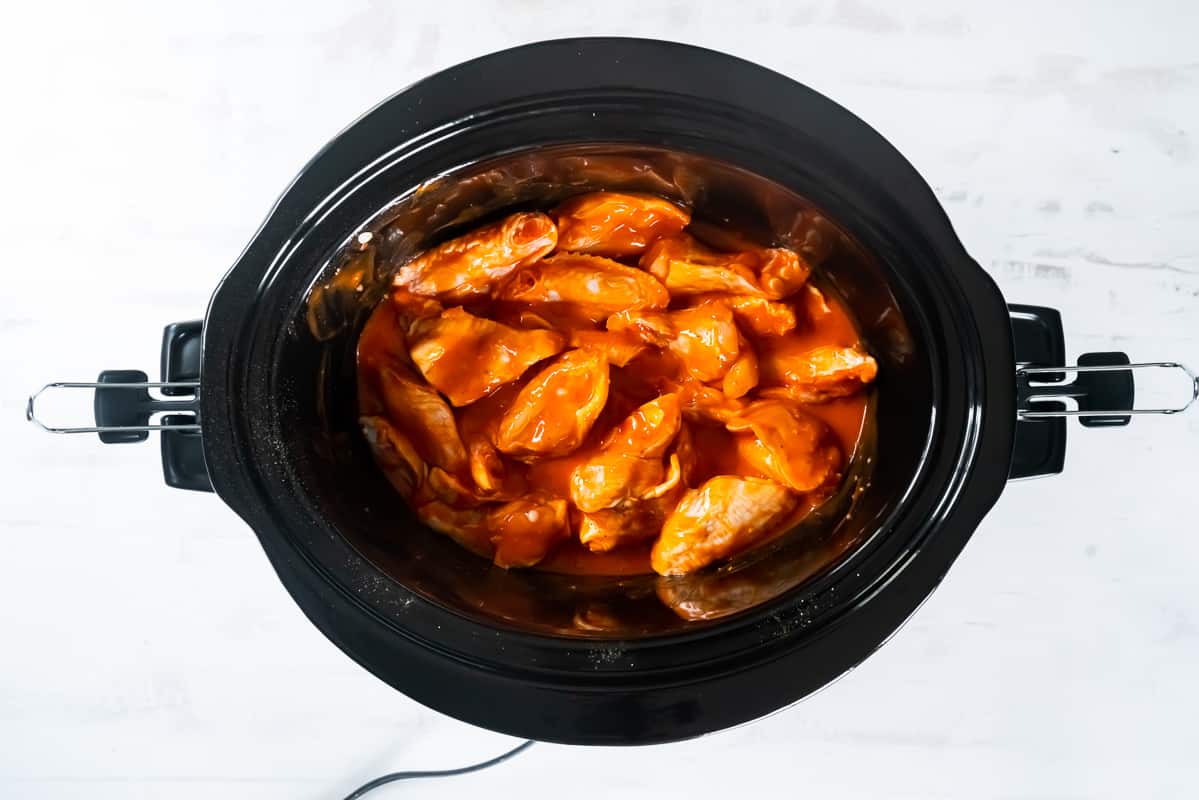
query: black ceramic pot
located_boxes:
[30,38,1191,745]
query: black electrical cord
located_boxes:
[340,739,536,799]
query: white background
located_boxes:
[2,2,1198,798]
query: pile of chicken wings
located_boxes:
[357,192,877,575]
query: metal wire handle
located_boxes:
[26,381,202,434]
[1017,362,1198,420]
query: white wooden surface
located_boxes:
[2,2,1198,798]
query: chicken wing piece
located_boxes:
[419,494,568,568]
[553,192,690,257]
[642,234,811,300]
[422,466,485,508]
[360,415,427,500]
[579,495,673,553]
[758,344,878,402]
[609,300,741,383]
[692,294,797,337]
[675,380,747,425]
[641,234,765,297]
[408,306,565,407]
[417,502,495,558]
[568,393,683,513]
[495,349,611,461]
[357,299,411,373]
[722,336,759,399]
[571,452,682,514]
[598,393,682,459]
[725,399,842,492]
[389,288,444,325]
[756,248,811,299]
[577,451,685,552]
[566,329,647,368]
[604,307,674,348]
[454,384,526,500]
[488,494,570,568]
[651,476,798,575]
[378,366,469,476]
[394,211,557,301]
[798,284,831,323]
[662,301,742,383]
[495,253,670,322]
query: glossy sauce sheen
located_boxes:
[356,194,874,578]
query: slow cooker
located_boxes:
[27,38,1197,745]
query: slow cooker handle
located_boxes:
[1007,305,1198,480]
[25,320,213,492]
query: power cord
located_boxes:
[340,739,535,799]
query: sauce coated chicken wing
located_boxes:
[408,306,565,406]
[579,494,674,553]
[693,294,797,338]
[489,494,570,568]
[565,329,647,367]
[395,211,557,301]
[378,366,469,477]
[726,399,842,492]
[495,349,611,460]
[456,385,525,499]
[608,299,742,384]
[642,234,764,296]
[651,476,798,575]
[359,415,426,500]
[495,253,670,322]
[418,494,569,569]
[759,344,878,402]
[553,192,690,257]
[641,234,812,300]
[722,335,759,399]
[569,394,682,513]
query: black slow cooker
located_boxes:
[28,38,1196,745]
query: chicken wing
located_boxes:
[389,288,444,324]
[566,329,647,367]
[651,476,797,575]
[419,494,568,569]
[417,502,494,558]
[756,248,810,299]
[360,415,426,500]
[394,211,557,301]
[488,494,570,568]
[722,336,759,399]
[686,294,797,338]
[357,298,410,373]
[408,306,565,406]
[641,234,765,296]
[759,344,878,402]
[495,349,611,460]
[495,253,670,322]
[571,455,667,513]
[378,366,469,476]
[454,384,526,500]
[725,399,842,492]
[579,495,674,553]
[675,380,747,425]
[608,299,741,383]
[553,192,690,257]
[597,393,682,459]
[642,234,811,300]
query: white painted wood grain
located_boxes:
[1,2,1197,798]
